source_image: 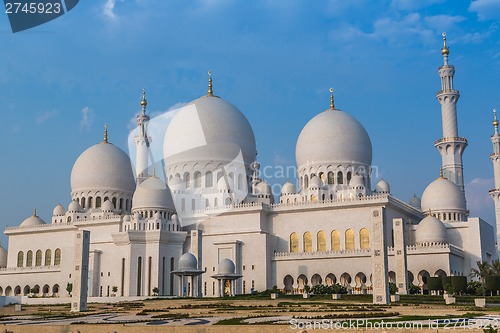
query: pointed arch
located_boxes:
[317,230,326,252]
[360,228,370,249]
[303,231,312,252]
[290,232,299,253]
[331,230,341,251]
[345,229,355,250]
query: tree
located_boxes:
[491,259,500,276]
[470,261,492,284]
[112,286,118,296]
[152,287,159,296]
[470,261,492,295]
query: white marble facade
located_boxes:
[0,38,497,300]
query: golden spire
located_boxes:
[427,208,432,217]
[140,88,147,109]
[329,87,335,110]
[441,32,449,55]
[493,109,499,135]
[33,208,37,217]
[439,167,444,178]
[103,123,108,143]
[207,70,213,96]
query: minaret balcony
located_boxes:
[434,137,467,145]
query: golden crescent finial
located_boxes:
[493,108,499,127]
[207,70,213,96]
[103,123,108,143]
[441,32,449,56]
[329,87,335,110]
[140,88,147,108]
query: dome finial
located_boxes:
[207,70,213,96]
[427,208,432,217]
[103,123,109,143]
[439,167,444,179]
[140,88,147,111]
[441,32,449,64]
[493,109,499,135]
[329,87,335,110]
[152,167,156,177]
[33,208,37,217]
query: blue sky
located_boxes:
[0,0,499,245]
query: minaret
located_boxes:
[434,32,467,193]
[134,89,151,183]
[489,109,500,248]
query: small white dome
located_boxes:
[70,142,135,195]
[408,194,422,210]
[169,175,185,191]
[0,244,7,268]
[309,176,322,189]
[171,214,178,222]
[102,200,114,212]
[217,176,233,191]
[415,216,448,244]
[256,181,272,196]
[421,177,466,212]
[179,252,198,270]
[133,176,175,212]
[52,204,65,216]
[20,212,46,227]
[123,215,131,222]
[281,181,297,195]
[68,200,83,213]
[296,110,372,169]
[375,179,390,193]
[350,174,364,188]
[218,258,236,275]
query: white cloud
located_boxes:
[465,177,495,220]
[469,0,500,21]
[35,110,56,124]
[103,0,117,20]
[391,0,445,11]
[80,106,94,131]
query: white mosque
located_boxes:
[0,35,498,301]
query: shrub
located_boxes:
[451,276,467,294]
[389,282,398,295]
[427,277,443,291]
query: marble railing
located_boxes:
[0,265,61,273]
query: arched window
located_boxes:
[217,171,224,183]
[112,197,117,209]
[184,172,191,189]
[194,171,202,188]
[214,198,218,208]
[360,228,370,249]
[81,197,86,208]
[96,197,102,208]
[126,199,130,212]
[345,229,355,250]
[181,199,186,212]
[337,172,344,185]
[26,250,33,267]
[304,175,309,188]
[205,171,213,187]
[88,197,93,208]
[319,172,325,185]
[35,250,42,266]
[119,198,124,210]
[45,249,52,266]
[331,230,341,251]
[347,171,352,184]
[225,197,232,205]
[67,216,71,223]
[17,251,24,267]
[317,230,326,252]
[191,199,196,211]
[303,232,312,253]
[290,232,299,253]
[328,171,334,185]
[238,174,243,190]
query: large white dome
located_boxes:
[415,216,448,244]
[178,252,198,270]
[132,176,175,212]
[19,213,46,228]
[70,142,135,194]
[296,110,372,169]
[421,177,466,212]
[163,96,256,168]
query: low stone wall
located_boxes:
[6,295,175,305]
